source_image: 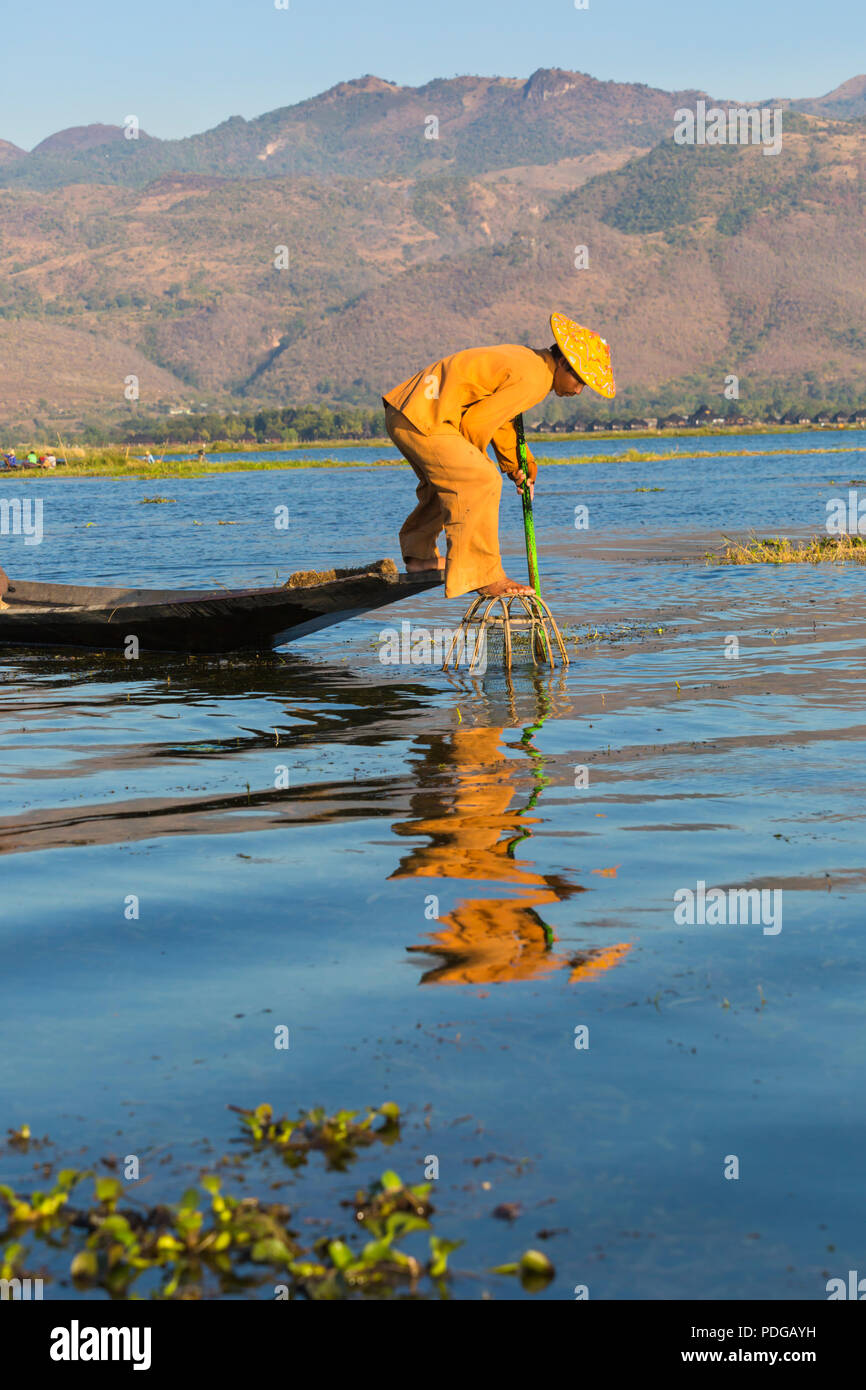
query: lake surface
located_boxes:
[2,429,865,1299]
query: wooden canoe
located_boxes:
[0,559,443,654]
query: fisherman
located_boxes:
[383,313,615,599]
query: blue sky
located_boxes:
[5,0,864,150]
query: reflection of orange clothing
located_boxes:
[408,908,632,987]
[408,899,570,985]
[391,726,546,884]
[391,726,630,987]
[384,344,553,480]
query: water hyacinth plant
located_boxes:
[0,1101,479,1300]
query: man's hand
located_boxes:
[514,475,534,501]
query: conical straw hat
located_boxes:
[550,312,616,398]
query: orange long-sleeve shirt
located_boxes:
[383,344,555,480]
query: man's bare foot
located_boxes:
[476,578,535,597]
[404,557,445,573]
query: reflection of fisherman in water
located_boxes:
[391,721,630,986]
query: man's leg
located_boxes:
[398,458,447,571]
[386,406,446,570]
[386,408,508,598]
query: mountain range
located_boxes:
[0,69,864,433]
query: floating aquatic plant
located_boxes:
[229,1099,401,1171]
[491,1248,556,1292]
[0,1101,464,1300]
[708,533,866,565]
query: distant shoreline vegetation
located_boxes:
[6,400,866,455]
[114,402,866,447]
[3,434,866,480]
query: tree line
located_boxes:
[121,405,387,446]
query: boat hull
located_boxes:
[0,564,443,654]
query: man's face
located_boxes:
[553,359,586,397]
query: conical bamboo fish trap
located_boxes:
[442,591,569,673]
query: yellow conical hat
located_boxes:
[550,312,615,398]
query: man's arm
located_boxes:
[461,371,545,484]
[489,420,537,483]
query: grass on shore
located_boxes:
[0,448,401,480]
[710,533,866,564]
[2,441,866,481]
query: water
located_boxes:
[1,430,864,1299]
[11,427,866,588]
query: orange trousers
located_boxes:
[385,404,506,598]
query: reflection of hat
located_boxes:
[550,312,616,398]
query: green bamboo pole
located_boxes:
[515,413,551,662]
[515,414,541,595]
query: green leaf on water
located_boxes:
[251,1237,289,1264]
[429,1236,463,1278]
[519,1249,554,1275]
[517,1248,556,1291]
[361,1238,393,1264]
[175,1209,203,1238]
[327,1240,354,1271]
[385,1212,428,1240]
[71,1250,98,1279]
[94,1177,121,1204]
[100,1215,133,1244]
[156,1234,184,1253]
